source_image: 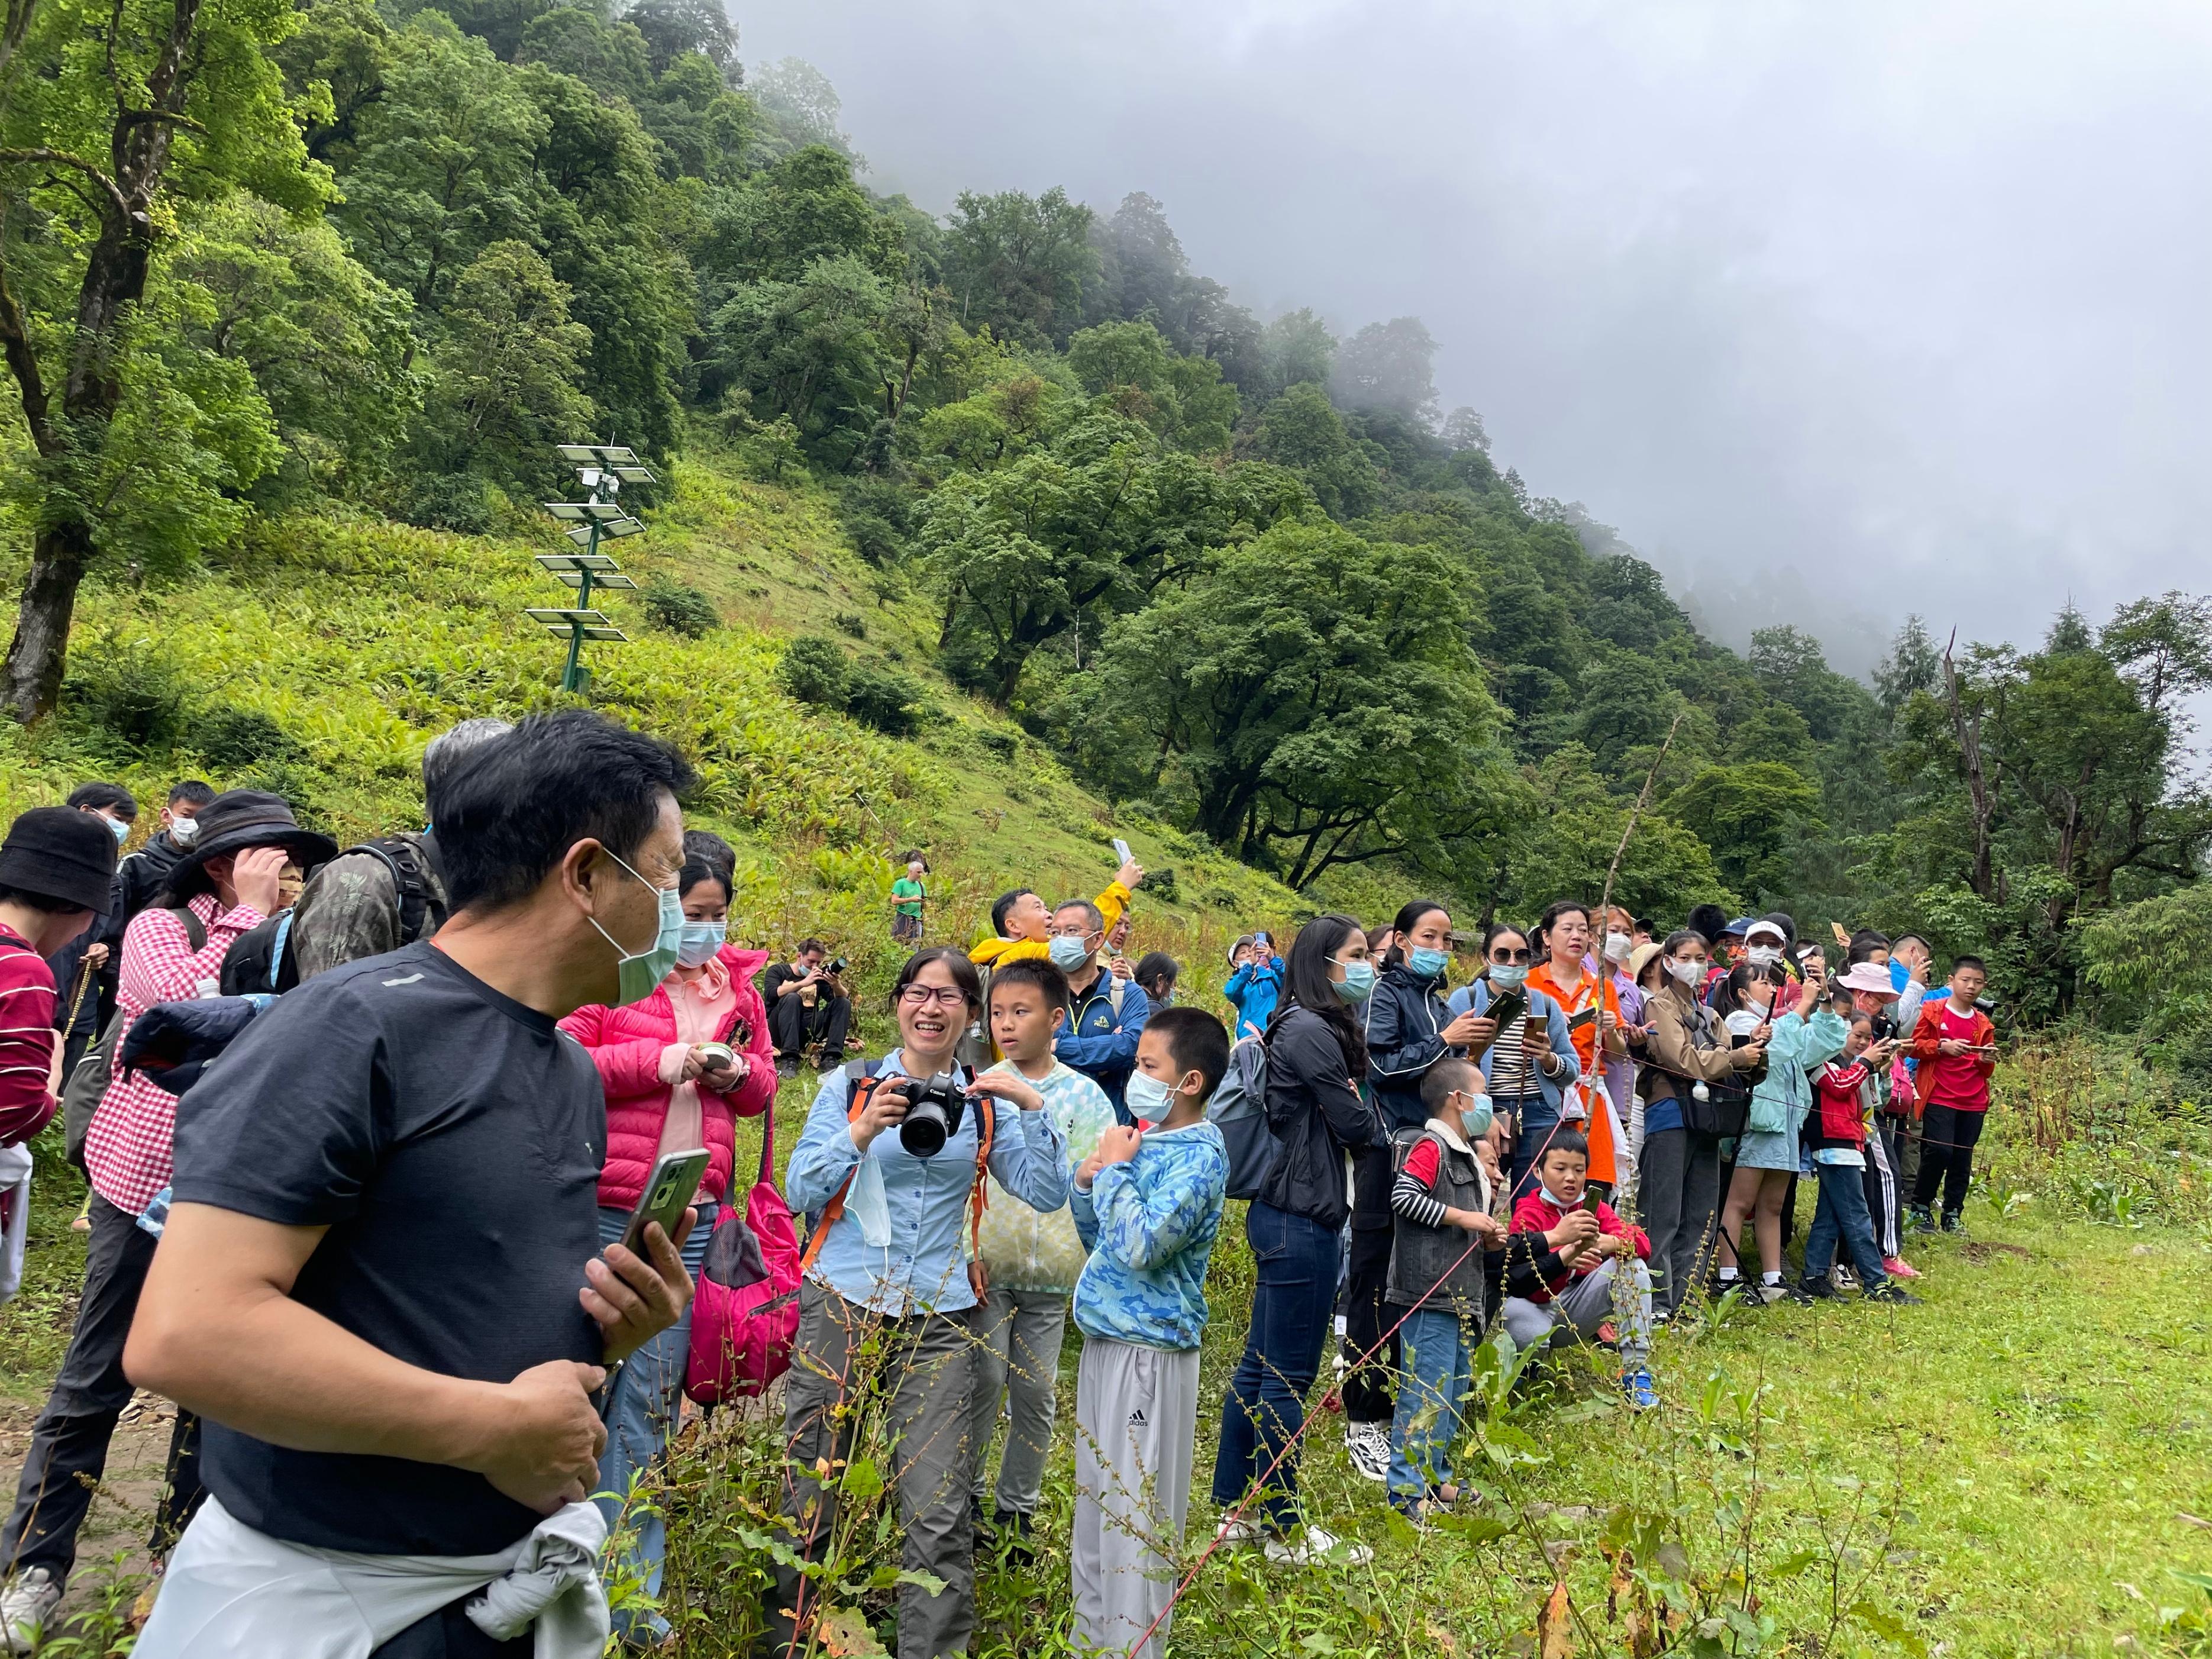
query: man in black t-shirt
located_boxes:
[121,712,697,1658]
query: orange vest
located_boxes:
[1527,963,1621,1186]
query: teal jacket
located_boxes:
[1746,1008,1848,1136]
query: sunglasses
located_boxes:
[1488,948,1533,965]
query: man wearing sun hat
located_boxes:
[0,790,334,1646]
[0,808,118,1150]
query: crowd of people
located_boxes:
[0,710,2002,1659]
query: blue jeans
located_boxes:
[1212,1202,1341,1531]
[1387,1306,1475,1504]
[593,1203,716,1642]
[1803,1164,1888,1289]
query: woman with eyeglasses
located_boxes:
[766,947,1070,1658]
[1446,924,1581,1203]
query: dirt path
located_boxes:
[0,1392,171,1642]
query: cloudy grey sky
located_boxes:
[744,1,2211,677]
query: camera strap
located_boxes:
[796,1061,998,1282]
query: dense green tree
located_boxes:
[699,144,900,289]
[622,0,737,79]
[941,186,1096,345]
[1065,319,1238,452]
[1331,316,1440,426]
[1060,519,1510,887]
[1667,762,1825,897]
[1244,383,1380,519]
[0,0,328,717]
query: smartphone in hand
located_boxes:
[619,1148,708,1256]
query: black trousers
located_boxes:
[1340,1145,1397,1425]
[1913,1103,1986,1216]
[2,1193,204,1584]
[768,990,851,1063]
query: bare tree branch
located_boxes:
[0,150,128,218]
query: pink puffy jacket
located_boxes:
[560,945,776,1210]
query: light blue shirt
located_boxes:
[1070,1120,1229,1351]
[786,1048,1070,1318]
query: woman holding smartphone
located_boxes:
[768,947,1068,1658]
[1447,924,1581,1203]
[558,849,776,1644]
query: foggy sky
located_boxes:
[744,1,2212,678]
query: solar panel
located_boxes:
[545,570,637,590]
[526,608,615,628]
[556,444,641,467]
[543,501,627,523]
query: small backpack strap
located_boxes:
[170,904,207,955]
[795,1059,885,1277]
[967,1085,996,1263]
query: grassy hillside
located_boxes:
[0,444,1318,1009]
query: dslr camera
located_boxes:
[896,1068,971,1157]
[826,956,850,976]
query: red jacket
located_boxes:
[560,946,774,1209]
[1909,999,1995,1112]
[1509,1189,1650,1304]
[0,929,57,1147]
[1811,1058,1870,1151]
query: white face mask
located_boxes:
[1723,1009,1765,1038]
[1745,945,1782,967]
[1667,959,1704,987]
[1603,931,1632,963]
[1124,1070,1178,1123]
[168,815,199,847]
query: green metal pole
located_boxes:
[562,518,600,692]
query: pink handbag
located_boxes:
[684,1096,801,1405]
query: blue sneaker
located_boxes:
[1621,1365,1659,1411]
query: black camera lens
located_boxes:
[896,1070,967,1157]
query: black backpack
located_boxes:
[220,836,442,996]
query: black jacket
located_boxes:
[1365,962,1456,1131]
[1257,1004,1384,1231]
[49,831,189,1039]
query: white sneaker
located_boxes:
[1214,1514,1261,1548]
[1833,1266,1861,1292]
[1265,1524,1374,1568]
[1344,1421,1391,1483]
[1,1567,60,1654]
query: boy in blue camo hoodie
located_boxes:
[1068,1007,1231,1658]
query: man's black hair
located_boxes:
[1147,1005,1229,1102]
[990,956,1070,1013]
[1950,953,1987,976]
[991,888,1036,937]
[433,711,694,915]
[167,780,215,808]
[421,718,514,822]
[1539,1129,1591,1167]
[1686,903,1729,947]
[1893,932,1931,954]
[1051,897,1105,932]
[1846,929,1890,964]
[66,782,137,821]
[1419,1055,1483,1115]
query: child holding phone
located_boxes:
[1501,1132,1657,1408]
[1907,955,1998,1233]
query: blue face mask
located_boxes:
[106,816,129,845]
[1488,963,1529,992]
[1048,934,1093,972]
[1124,1070,1177,1124]
[589,853,684,1006]
[1457,1091,1494,1138]
[1333,959,1377,1002]
[675,919,726,969]
[1407,946,1450,980]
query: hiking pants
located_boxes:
[761,1286,977,1659]
[966,1284,1067,1518]
[3,1193,203,1586]
[1913,1103,1987,1218]
[1636,1127,1723,1316]
[1071,1337,1199,1659]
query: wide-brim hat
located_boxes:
[166,790,337,887]
[1627,941,1666,984]
[0,806,118,914]
[1836,963,1895,996]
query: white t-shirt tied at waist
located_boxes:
[133,1496,609,1659]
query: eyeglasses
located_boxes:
[1489,948,1532,964]
[897,985,970,1008]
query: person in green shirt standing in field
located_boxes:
[891,850,928,945]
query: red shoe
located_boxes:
[1882,1256,1922,1280]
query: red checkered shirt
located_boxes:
[83,893,263,1215]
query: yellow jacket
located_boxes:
[968,881,1132,967]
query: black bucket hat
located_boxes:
[0,806,118,914]
[163,790,338,900]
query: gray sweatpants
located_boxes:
[1071,1338,1200,1659]
[967,1283,1069,1516]
[1501,1256,1654,1366]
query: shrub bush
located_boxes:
[777,636,850,708]
[641,578,721,638]
[401,473,493,535]
[187,708,308,773]
[61,642,189,756]
[842,661,929,738]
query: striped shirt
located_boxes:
[1488,1021,1535,1098]
[83,893,263,1215]
[0,929,59,1146]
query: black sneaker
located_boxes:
[1864,1283,1923,1305]
[1940,1211,1965,1235]
[1797,1276,1839,1300]
[1906,1205,1936,1235]
[971,1497,996,1539]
